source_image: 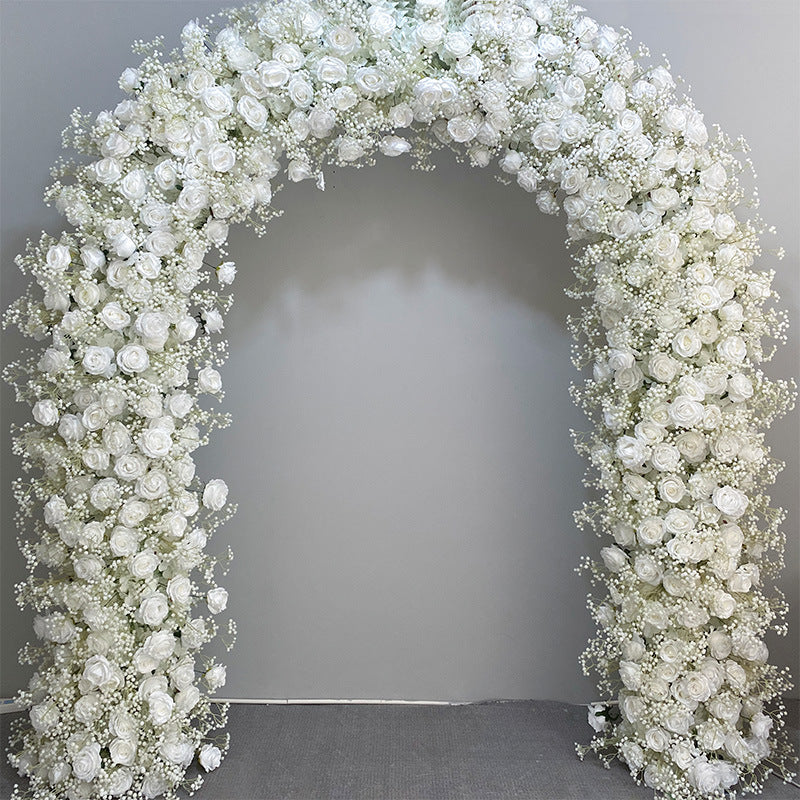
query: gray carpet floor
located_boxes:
[2,700,798,799]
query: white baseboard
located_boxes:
[0,696,461,713]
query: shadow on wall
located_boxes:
[227,149,577,332]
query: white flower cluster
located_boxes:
[3,0,795,798]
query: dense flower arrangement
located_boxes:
[3,0,796,797]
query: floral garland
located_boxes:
[3,0,796,798]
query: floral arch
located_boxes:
[3,0,796,798]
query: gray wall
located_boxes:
[1,1,797,703]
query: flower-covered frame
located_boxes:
[3,0,796,798]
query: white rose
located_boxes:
[140,200,171,229]
[205,664,227,690]
[93,157,121,185]
[185,67,214,97]
[200,86,233,118]
[620,741,644,772]
[446,114,479,143]
[531,122,561,152]
[615,435,650,469]
[175,489,199,515]
[717,335,747,364]
[750,712,772,740]
[139,592,169,626]
[650,442,680,472]
[367,6,395,37]
[415,20,444,49]
[207,586,228,614]
[144,230,175,258]
[634,554,662,585]
[708,631,732,660]
[113,453,147,482]
[611,521,635,547]
[675,431,707,463]
[587,703,607,732]
[130,549,159,579]
[119,498,149,526]
[637,517,665,546]
[30,700,60,732]
[664,508,694,535]
[379,135,411,157]
[207,142,236,173]
[516,167,539,194]
[138,427,172,460]
[116,344,149,374]
[681,671,713,704]
[154,159,177,189]
[272,41,304,68]
[712,485,748,519]
[354,66,386,96]
[148,691,174,725]
[81,654,118,692]
[82,402,109,432]
[90,477,120,511]
[167,576,192,607]
[81,345,115,377]
[176,180,209,219]
[600,546,627,573]
[108,768,134,796]
[668,396,703,429]
[727,373,753,403]
[619,660,642,690]
[199,743,222,772]
[75,281,101,309]
[109,526,139,557]
[33,399,59,426]
[712,213,737,239]
[622,472,651,500]
[537,32,564,59]
[72,742,102,782]
[203,478,228,510]
[644,728,670,753]
[559,113,588,144]
[327,24,358,54]
[235,95,268,132]
[202,307,224,333]
[136,469,170,500]
[205,218,229,245]
[159,509,188,539]
[710,431,740,463]
[259,60,290,88]
[719,301,744,329]
[160,735,194,767]
[46,243,72,271]
[672,328,702,359]
[100,302,131,331]
[108,710,137,740]
[286,77,313,108]
[110,737,137,766]
[710,589,736,619]
[658,475,686,504]
[608,210,640,239]
[166,391,193,420]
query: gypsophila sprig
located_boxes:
[3,0,796,798]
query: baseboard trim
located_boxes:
[214,698,462,705]
[0,696,462,712]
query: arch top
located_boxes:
[3,1,796,799]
